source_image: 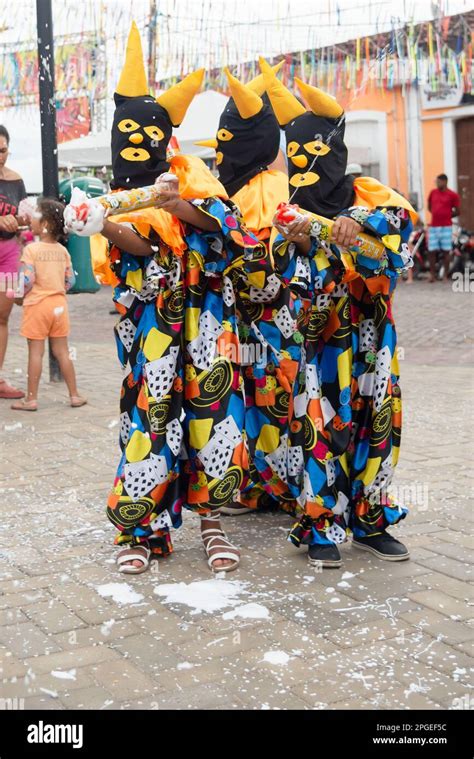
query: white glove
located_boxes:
[64,187,105,237]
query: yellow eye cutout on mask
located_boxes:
[304,140,331,156]
[216,151,224,165]
[120,147,151,162]
[217,128,234,142]
[144,125,165,141]
[289,171,320,187]
[286,141,300,157]
[290,154,308,168]
[118,118,140,133]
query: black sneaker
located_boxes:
[308,543,342,568]
[352,532,410,561]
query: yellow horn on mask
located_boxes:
[294,77,344,119]
[259,57,306,126]
[224,68,263,119]
[156,68,205,127]
[247,59,284,96]
[194,139,218,149]
[116,21,149,97]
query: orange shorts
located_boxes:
[21,294,70,340]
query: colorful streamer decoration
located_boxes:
[0,8,471,118]
[157,16,474,99]
[0,40,98,107]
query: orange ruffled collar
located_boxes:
[231,169,289,233]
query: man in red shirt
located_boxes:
[427,174,460,282]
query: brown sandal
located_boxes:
[10,399,37,411]
[70,396,87,408]
[0,379,25,400]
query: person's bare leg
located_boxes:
[49,336,79,397]
[428,250,437,282]
[0,291,14,373]
[443,251,451,281]
[26,339,45,401]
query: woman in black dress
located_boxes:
[0,125,28,399]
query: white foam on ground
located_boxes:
[222,602,270,620]
[39,688,58,698]
[154,579,249,614]
[262,651,290,665]
[96,583,144,605]
[51,669,76,680]
[100,619,116,636]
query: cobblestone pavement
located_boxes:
[0,279,472,711]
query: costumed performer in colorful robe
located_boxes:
[66,23,264,575]
[197,63,303,519]
[261,60,417,568]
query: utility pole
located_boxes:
[148,0,157,90]
[36,0,61,381]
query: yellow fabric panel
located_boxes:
[92,152,227,288]
[256,424,280,453]
[169,153,227,200]
[189,418,213,450]
[110,206,186,256]
[246,270,267,288]
[353,177,418,224]
[143,328,172,361]
[391,350,400,377]
[185,307,200,342]
[90,233,118,286]
[360,456,382,486]
[341,251,356,271]
[126,430,152,463]
[381,234,402,252]
[339,452,350,476]
[315,249,331,270]
[126,268,143,291]
[337,348,352,390]
[231,170,289,232]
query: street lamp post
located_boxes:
[36,0,61,381]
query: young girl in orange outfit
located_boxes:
[11,198,86,411]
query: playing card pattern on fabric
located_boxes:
[236,223,304,515]
[227,169,307,516]
[106,197,263,555]
[268,205,413,547]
